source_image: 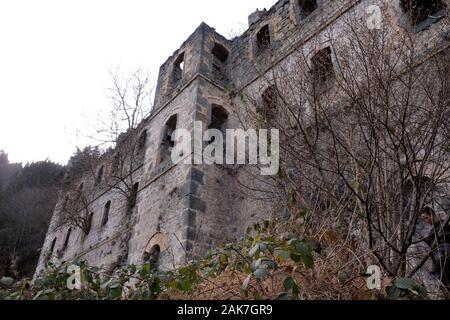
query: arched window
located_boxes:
[49,237,57,254]
[102,201,111,226]
[129,183,139,211]
[256,25,271,53]
[206,105,229,153]
[212,43,229,63]
[143,233,167,267]
[160,114,178,163]
[95,166,104,185]
[62,228,72,252]
[86,212,94,234]
[143,245,161,267]
[209,105,229,136]
[311,47,334,87]
[261,86,278,119]
[172,53,185,86]
[211,43,229,81]
[298,0,318,19]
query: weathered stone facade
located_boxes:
[35,0,450,278]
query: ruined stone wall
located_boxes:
[36,0,450,278]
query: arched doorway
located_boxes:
[143,233,168,268]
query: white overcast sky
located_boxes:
[0,0,275,165]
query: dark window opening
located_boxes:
[161,114,178,162]
[49,237,57,254]
[212,43,229,82]
[298,0,318,19]
[311,47,334,87]
[95,166,104,185]
[129,183,139,210]
[401,0,446,27]
[62,228,72,252]
[208,105,229,146]
[144,245,161,267]
[212,43,229,63]
[261,86,278,119]
[256,25,271,53]
[86,212,94,234]
[102,201,111,226]
[138,130,148,151]
[173,53,185,85]
[209,105,229,134]
[112,153,121,174]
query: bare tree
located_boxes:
[60,69,153,228]
[233,2,450,288]
[58,187,93,236]
[54,146,101,234]
[96,68,153,214]
[90,68,153,146]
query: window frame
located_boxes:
[172,52,185,87]
[310,46,335,90]
[255,24,272,55]
[159,114,178,164]
[293,0,321,26]
[102,201,111,227]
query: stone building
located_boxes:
[35,0,450,279]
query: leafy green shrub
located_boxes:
[1,219,429,300]
[387,278,427,300]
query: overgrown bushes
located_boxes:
[0,220,428,300]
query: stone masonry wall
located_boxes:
[36,0,450,278]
